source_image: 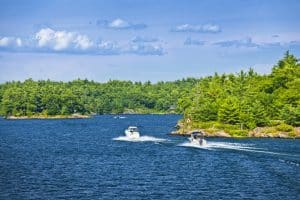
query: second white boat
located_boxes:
[189,131,206,146]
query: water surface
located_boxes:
[0,115,299,199]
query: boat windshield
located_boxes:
[129,127,138,132]
[191,132,203,138]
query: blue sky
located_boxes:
[1,0,300,83]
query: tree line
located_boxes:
[0,52,299,128]
[0,77,197,116]
[178,51,300,128]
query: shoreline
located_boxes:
[2,113,180,120]
[5,114,91,120]
[170,131,300,139]
[172,124,300,139]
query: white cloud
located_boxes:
[75,35,93,50]
[53,31,74,50]
[35,28,55,47]
[33,28,165,55]
[172,23,221,33]
[16,38,22,47]
[98,18,147,30]
[109,18,130,29]
[0,37,22,47]
[1,28,166,55]
[35,28,94,51]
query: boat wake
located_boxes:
[179,141,210,149]
[179,141,262,150]
[178,141,295,156]
[113,135,167,143]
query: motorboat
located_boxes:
[189,131,206,146]
[124,126,140,139]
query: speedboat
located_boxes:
[189,131,206,146]
[124,126,140,139]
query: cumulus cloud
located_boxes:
[172,23,221,33]
[184,37,205,46]
[35,28,122,54]
[75,35,94,50]
[0,37,22,48]
[35,28,94,51]
[0,28,166,55]
[97,18,147,30]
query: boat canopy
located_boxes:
[191,131,204,138]
[128,126,139,131]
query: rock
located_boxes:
[214,131,231,137]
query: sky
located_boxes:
[0,0,300,83]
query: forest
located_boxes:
[0,52,299,132]
[0,76,197,116]
[177,52,300,136]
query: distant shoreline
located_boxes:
[5,114,90,120]
[2,113,179,120]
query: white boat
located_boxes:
[189,131,206,146]
[124,126,140,139]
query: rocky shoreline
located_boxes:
[172,123,300,138]
[171,129,232,137]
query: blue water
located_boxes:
[0,115,299,199]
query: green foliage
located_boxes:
[0,78,199,117]
[218,97,240,124]
[227,130,249,137]
[179,52,300,129]
[276,123,294,132]
[269,120,284,126]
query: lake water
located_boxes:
[0,115,299,199]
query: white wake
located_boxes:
[179,141,210,149]
[113,135,167,143]
[179,141,296,156]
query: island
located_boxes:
[0,52,299,138]
[172,52,300,138]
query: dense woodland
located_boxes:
[0,77,197,116]
[179,51,300,131]
[0,52,299,130]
